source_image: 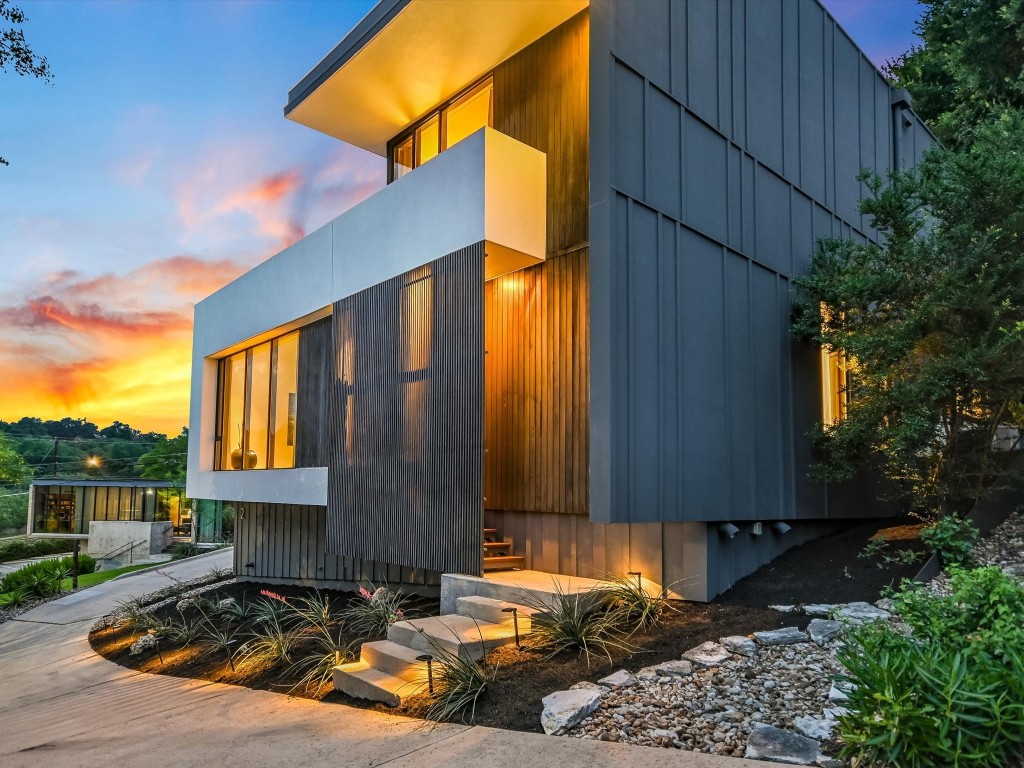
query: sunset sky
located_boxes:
[0,0,922,436]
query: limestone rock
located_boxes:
[828,683,851,702]
[129,634,157,656]
[654,659,693,677]
[769,604,797,613]
[569,681,608,691]
[837,602,891,624]
[753,626,808,646]
[217,597,237,608]
[598,669,637,688]
[682,641,731,667]
[801,604,835,618]
[635,665,661,680]
[541,688,603,735]
[794,715,835,741]
[807,619,841,646]
[744,724,821,766]
[721,635,758,657]
[175,598,197,613]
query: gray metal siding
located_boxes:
[295,316,332,468]
[589,0,936,525]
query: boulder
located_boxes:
[635,665,661,680]
[801,604,835,618]
[769,604,798,613]
[569,681,607,691]
[836,602,891,624]
[541,688,603,735]
[807,619,841,646]
[129,634,158,656]
[654,659,693,677]
[597,669,637,688]
[721,635,758,657]
[753,626,808,646]
[744,724,821,766]
[682,641,731,667]
[794,715,835,741]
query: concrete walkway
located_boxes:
[0,552,760,768]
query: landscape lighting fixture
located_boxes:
[416,654,435,694]
[501,606,521,648]
[719,523,740,539]
[772,522,792,535]
[627,570,643,590]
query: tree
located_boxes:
[885,0,1024,148]
[0,0,53,166]
[136,428,188,486]
[99,421,142,441]
[0,430,29,486]
[793,114,1024,517]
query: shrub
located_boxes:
[1,560,59,596]
[837,567,1024,767]
[522,580,632,668]
[0,586,29,608]
[170,543,199,560]
[921,514,978,567]
[0,537,73,564]
[251,591,290,627]
[600,571,673,633]
[286,625,354,697]
[159,616,203,646]
[340,584,409,638]
[236,613,299,670]
[75,554,96,575]
[422,642,493,723]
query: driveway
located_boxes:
[0,551,760,768]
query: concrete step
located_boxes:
[387,614,517,660]
[455,595,536,631]
[333,660,427,707]
[359,640,430,683]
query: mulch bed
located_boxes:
[92,515,926,732]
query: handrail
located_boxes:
[97,538,147,563]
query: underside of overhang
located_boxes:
[285,0,588,156]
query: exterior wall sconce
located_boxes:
[772,522,792,535]
[501,606,521,648]
[750,522,764,536]
[416,654,435,694]
[719,523,740,539]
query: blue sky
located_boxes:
[0,0,922,433]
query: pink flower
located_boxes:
[359,587,372,600]
[260,589,288,603]
[395,609,404,618]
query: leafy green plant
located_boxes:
[47,560,71,593]
[521,580,632,668]
[340,583,408,638]
[236,613,299,670]
[882,547,922,566]
[921,515,978,567]
[251,591,290,627]
[170,542,199,560]
[112,598,164,632]
[600,571,673,633]
[421,642,494,723]
[285,624,354,697]
[0,536,73,564]
[213,597,253,624]
[837,567,1024,767]
[159,615,203,646]
[196,612,239,669]
[858,536,889,560]
[0,586,28,608]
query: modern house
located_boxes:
[186,0,934,601]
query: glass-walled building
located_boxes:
[29,479,186,536]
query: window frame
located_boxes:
[386,76,494,183]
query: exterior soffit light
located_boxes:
[719,523,740,539]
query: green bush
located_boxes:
[838,567,1024,767]
[0,554,97,594]
[0,537,73,564]
[921,514,979,566]
[170,542,199,560]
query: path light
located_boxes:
[626,571,643,591]
[416,654,435,694]
[500,606,521,648]
[148,628,164,665]
[719,523,740,539]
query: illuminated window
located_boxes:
[821,345,849,425]
[215,330,300,470]
[388,78,493,181]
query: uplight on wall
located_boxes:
[719,523,740,539]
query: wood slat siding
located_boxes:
[295,316,332,468]
[484,10,590,518]
[233,501,441,588]
[485,249,589,515]
[326,244,485,575]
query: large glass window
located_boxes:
[216,330,300,470]
[388,78,493,181]
[821,346,849,425]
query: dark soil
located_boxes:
[93,516,927,733]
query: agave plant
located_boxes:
[47,561,72,594]
[0,586,29,608]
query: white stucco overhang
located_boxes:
[284,0,588,155]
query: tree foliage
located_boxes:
[793,114,1024,516]
[136,428,188,486]
[0,431,29,486]
[885,0,1024,148]
[0,0,52,166]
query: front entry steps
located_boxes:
[483,525,525,572]
[333,595,535,706]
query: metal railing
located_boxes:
[96,538,148,564]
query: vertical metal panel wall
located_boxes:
[295,316,332,468]
[326,244,485,575]
[588,0,937,525]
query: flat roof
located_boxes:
[31,478,174,489]
[284,0,588,155]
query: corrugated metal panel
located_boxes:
[295,316,332,468]
[326,245,485,575]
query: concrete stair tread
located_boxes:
[455,595,538,629]
[388,613,518,659]
[360,639,431,682]
[333,660,427,707]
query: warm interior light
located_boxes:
[86,456,101,467]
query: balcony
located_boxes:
[188,127,546,505]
